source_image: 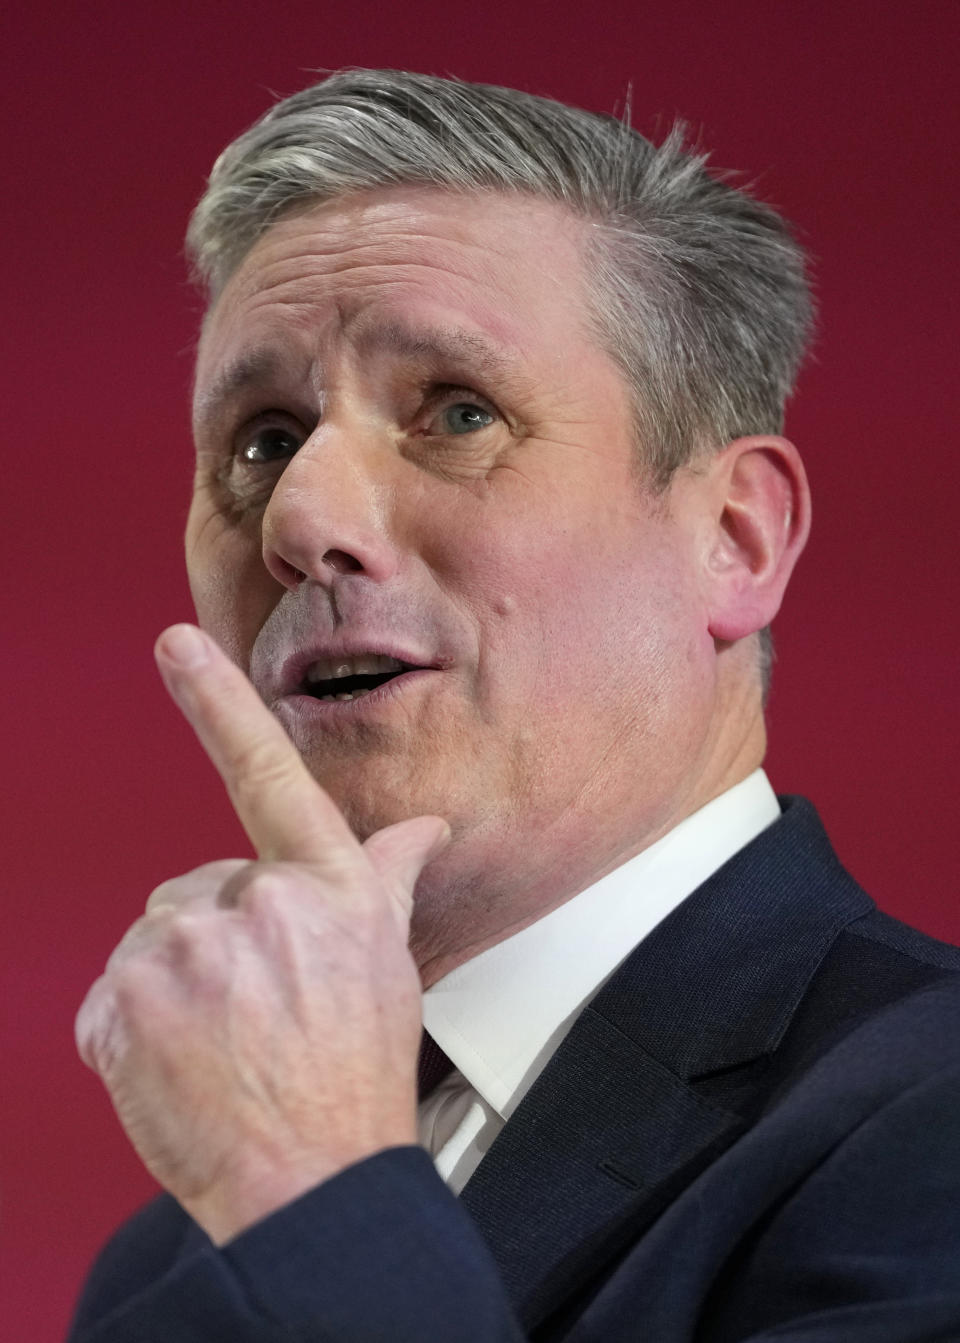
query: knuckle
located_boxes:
[146,860,250,914]
[145,900,177,921]
[162,908,203,952]
[235,865,293,918]
[228,743,295,802]
[111,952,161,1003]
[163,910,221,971]
[75,978,112,1066]
[195,858,251,880]
[106,917,151,971]
[145,879,178,914]
[113,911,228,997]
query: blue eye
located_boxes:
[239,427,301,463]
[439,403,495,435]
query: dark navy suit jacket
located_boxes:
[68,798,960,1341]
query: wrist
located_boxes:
[185,1138,416,1245]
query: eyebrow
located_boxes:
[349,318,524,387]
[193,349,290,430]
[194,320,532,432]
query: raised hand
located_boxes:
[75,623,451,1245]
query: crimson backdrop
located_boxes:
[4,3,959,1337]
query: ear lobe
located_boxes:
[704,436,811,643]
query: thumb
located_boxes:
[362,815,452,918]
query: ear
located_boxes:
[700,436,811,643]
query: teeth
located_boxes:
[305,653,406,684]
[317,688,373,702]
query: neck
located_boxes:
[411,703,767,989]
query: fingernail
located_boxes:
[427,822,453,860]
[160,624,209,668]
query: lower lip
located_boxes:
[279,669,438,722]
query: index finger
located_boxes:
[155,623,362,867]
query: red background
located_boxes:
[4,2,959,1336]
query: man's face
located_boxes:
[188,188,718,952]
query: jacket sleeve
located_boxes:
[68,1146,527,1343]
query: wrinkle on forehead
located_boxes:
[251,186,583,264]
[194,188,608,426]
[209,188,589,325]
[195,318,544,437]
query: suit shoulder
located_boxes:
[820,903,960,1041]
[726,909,960,1123]
[799,904,960,1064]
[845,903,960,971]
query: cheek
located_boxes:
[185,498,277,667]
[447,526,568,700]
[513,529,705,710]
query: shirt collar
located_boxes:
[422,769,781,1121]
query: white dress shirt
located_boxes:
[418,769,781,1194]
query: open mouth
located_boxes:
[299,654,422,703]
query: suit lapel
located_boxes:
[460,797,873,1332]
[460,1003,745,1329]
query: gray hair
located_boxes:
[187,68,814,688]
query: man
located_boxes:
[70,70,960,1341]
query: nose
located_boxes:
[261,428,403,591]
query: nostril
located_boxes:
[271,557,306,587]
[322,549,364,575]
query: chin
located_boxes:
[302,752,463,842]
[318,781,414,843]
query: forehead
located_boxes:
[193,187,598,410]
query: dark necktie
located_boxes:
[417,1030,455,1100]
